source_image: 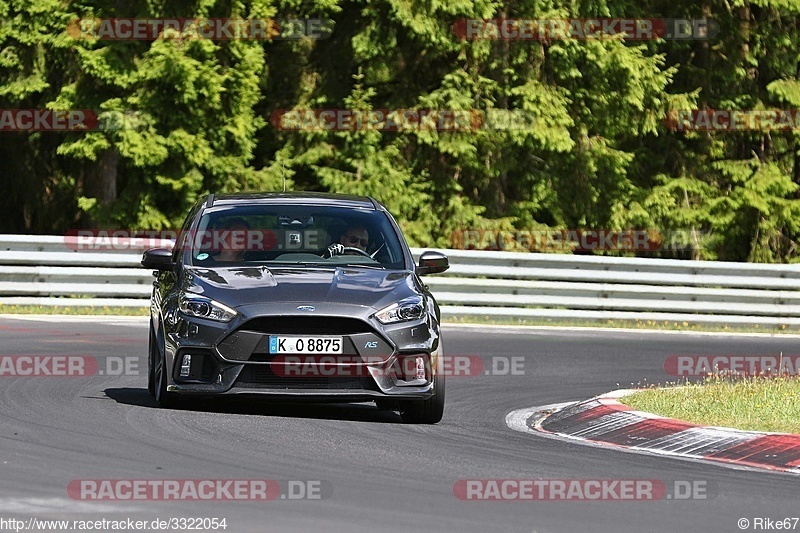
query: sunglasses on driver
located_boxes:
[344,235,369,247]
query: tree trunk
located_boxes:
[83,148,120,227]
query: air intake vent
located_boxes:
[235,366,365,390]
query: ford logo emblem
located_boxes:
[297,305,315,312]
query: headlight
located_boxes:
[375,296,426,324]
[179,293,237,322]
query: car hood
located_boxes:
[181,266,420,310]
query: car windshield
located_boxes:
[186,204,406,269]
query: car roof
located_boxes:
[209,192,379,209]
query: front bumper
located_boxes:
[163,309,440,400]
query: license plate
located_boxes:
[269,336,343,354]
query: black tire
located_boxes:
[400,372,445,424]
[153,340,178,408]
[147,325,156,396]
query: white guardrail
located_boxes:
[2,234,800,325]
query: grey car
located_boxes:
[141,192,450,423]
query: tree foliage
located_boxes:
[1,0,800,260]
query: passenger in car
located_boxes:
[215,218,251,262]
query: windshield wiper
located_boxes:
[244,261,326,267]
[339,263,386,269]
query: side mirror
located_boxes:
[417,251,449,276]
[142,247,175,271]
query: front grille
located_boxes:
[238,316,373,335]
[235,365,366,390]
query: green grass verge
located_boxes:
[443,315,800,334]
[0,305,798,334]
[620,375,800,434]
[0,304,149,316]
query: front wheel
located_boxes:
[147,325,156,395]
[399,373,445,424]
[153,344,179,408]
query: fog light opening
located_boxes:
[180,354,192,378]
[395,354,430,384]
[415,356,426,380]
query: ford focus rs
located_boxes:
[141,192,449,423]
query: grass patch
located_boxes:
[0,305,797,334]
[0,304,149,316]
[620,373,800,434]
[443,315,800,334]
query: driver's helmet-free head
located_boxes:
[339,225,370,252]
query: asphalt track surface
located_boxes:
[0,315,798,533]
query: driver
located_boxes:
[326,225,370,257]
